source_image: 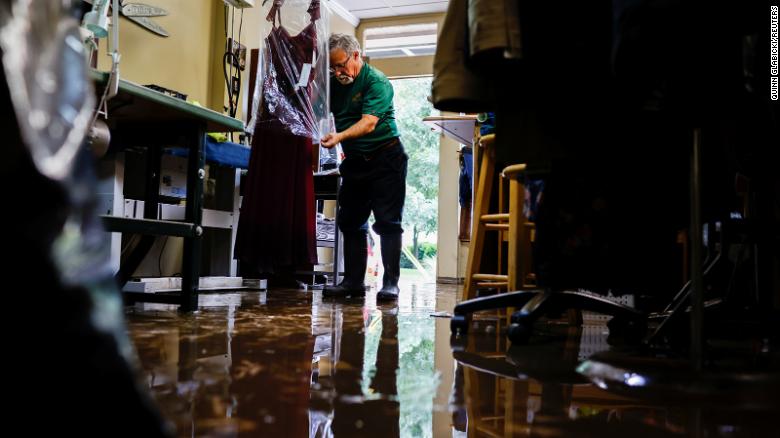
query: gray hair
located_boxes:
[329,33,361,55]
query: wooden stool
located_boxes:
[463,134,535,301]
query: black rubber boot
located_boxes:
[323,231,367,298]
[376,234,402,301]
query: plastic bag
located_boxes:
[318,112,343,170]
[365,229,381,289]
[248,0,329,142]
[0,1,94,182]
[0,1,116,288]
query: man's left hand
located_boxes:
[321,132,341,148]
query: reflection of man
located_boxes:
[321,33,407,301]
[329,307,400,436]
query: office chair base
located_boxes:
[451,289,542,335]
[508,290,645,344]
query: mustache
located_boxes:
[336,74,353,84]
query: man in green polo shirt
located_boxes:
[320,33,407,301]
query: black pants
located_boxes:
[337,140,408,236]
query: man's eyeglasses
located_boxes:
[329,57,350,73]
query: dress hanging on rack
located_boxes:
[236,0,323,274]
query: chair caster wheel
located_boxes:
[507,321,532,344]
[450,334,467,351]
[450,314,469,334]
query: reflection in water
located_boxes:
[130,291,318,436]
[329,305,400,436]
[127,283,446,437]
[452,323,670,437]
[398,311,439,437]
[450,317,780,438]
[311,284,441,437]
[125,286,779,437]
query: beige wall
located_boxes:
[98,0,218,108]
[331,10,357,36]
[370,56,434,79]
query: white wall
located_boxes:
[436,132,463,281]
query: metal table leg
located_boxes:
[181,123,206,311]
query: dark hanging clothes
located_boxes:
[458,148,472,209]
[235,21,320,274]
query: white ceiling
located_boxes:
[330,0,449,21]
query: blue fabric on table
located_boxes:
[166,137,250,169]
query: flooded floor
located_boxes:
[125,281,779,437]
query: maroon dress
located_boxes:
[235,11,321,274]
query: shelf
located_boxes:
[123,276,244,293]
[102,216,199,237]
[423,115,478,145]
[90,70,244,133]
[317,240,336,248]
[122,199,235,230]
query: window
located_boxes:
[363,23,438,60]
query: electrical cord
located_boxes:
[222,6,235,117]
[222,6,244,123]
[223,52,242,118]
[236,8,244,117]
[230,7,235,92]
[221,6,245,141]
[158,236,169,277]
[223,52,234,115]
[238,8,244,53]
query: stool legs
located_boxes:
[463,143,497,301]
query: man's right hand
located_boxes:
[321,132,341,149]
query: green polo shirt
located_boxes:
[331,63,399,154]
